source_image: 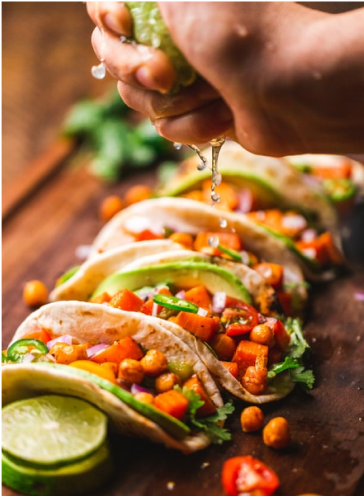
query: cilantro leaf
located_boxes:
[290,367,315,390]
[267,356,300,380]
[285,318,311,359]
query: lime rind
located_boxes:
[2,395,107,466]
[2,443,113,496]
[125,1,196,92]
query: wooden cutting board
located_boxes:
[2,151,364,496]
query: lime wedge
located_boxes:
[2,395,107,466]
[125,1,196,92]
[2,443,113,496]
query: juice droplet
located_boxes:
[188,145,208,171]
[197,161,207,171]
[208,235,219,248]
[211,191,220,203]
[214,173,222,186]
[173,142,183,150]
[91,60,106,80]
[219,218,227,228]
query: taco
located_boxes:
[82,259,314,403]
[155,142,344,279]
[2,301,233,454]
[84,196,309,314]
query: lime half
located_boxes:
[2,395,107,466]
[2,443,113,496]
[125,1,196,92]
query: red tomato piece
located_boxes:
[222,455,280,496]
[21,327,52,345]
[223,298,260,336]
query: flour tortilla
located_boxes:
[3,301,225,454]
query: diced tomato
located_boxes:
[222,298,260,336]
[264,318,290,352]
[174,311,220,342]
[311,161,352,180]
[184,285,212,310]
[70,360,117,383]
[220,361,239,379]
[253,263,284,290]
[193,232,243,256]
[91,336,143,364]
[20,327,52,345]
[140,287,172,316]
[276,290,293,317]
[109,289,144,312]
[183,375,217,417]
[133,229,164,242]
[153,389,189,421]
[222,456,280,496]
[232,340,269,378]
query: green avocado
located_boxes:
[124,2,196,93]
[35,363,191,440]
[92,261,252,304]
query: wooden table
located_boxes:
[2,3,364,496]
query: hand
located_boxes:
[87,2,364,156]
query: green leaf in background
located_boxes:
[62,89,182,182]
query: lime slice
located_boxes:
[125,1,196,92]
[2,395,107,466]
[2,443,113,496]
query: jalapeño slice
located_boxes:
[153,294,199,314]
[7,339,49,362]
[217,244,243,262]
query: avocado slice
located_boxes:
[92,261,252,304]
[35,363,190,440]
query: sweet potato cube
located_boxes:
[153,389,189,421]
[91,336,143,364]
[183,375,216,417]
[184,285,212,310]
[232,340,269,378]
[109,289,144,312]
[174,311,220,342]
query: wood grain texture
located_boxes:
[2,162,364,496]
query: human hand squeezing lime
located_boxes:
[87,2,364,156]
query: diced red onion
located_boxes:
[75,244,92,260]
[237,188,254,213]
[46,334,73,350]
[281,214,307,231]
[86,343,109,358]
[131,383,154,396]
[197,307,208,317]
[354,292,364,302]
[175,290,186,299]
[152,302,159,317]
[212,292,227,313]
[301,229,318,242]
[22,353,36,363]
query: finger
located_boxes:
[117,78,220,119]
[87,2,132,35]
[154,99,234,144]
[91,27,176,93]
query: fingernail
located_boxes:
[135,65,171,93]
[103,13,123,34]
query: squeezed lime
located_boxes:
[125,1,196,92]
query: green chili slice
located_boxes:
[153,294,199,313]
[322,178,356,202]
[7,338,49,362]
[218,244,243,262]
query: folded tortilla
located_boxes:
[3,302,226,454]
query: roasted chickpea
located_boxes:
[250,324,275,348]
[124,184,153,206]
[155,372,182,393]
[23,280,48,307]
[133,392,155,405]
[99,195,124,222]
[263,416,291,449]
[241,366,268,395]
[240,406,265,432]
[209,333,237,361]
[118,358,145,384]
[140,349,168,376]
[49,343,88,364]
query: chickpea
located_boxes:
[250,324,275,348]
[140,349,168,376]
[124,184,153,206]
[241,366,268,395]
[155,372,181,393]
[23,280,48,307]
[263,417,291,449]
[209,333,237,361]
[133,392,155,405]
[99,195,124,222]
[49,343,88,364]
[240,406,265,432]
[118,359,145,384]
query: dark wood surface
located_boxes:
[2,3,364,496]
